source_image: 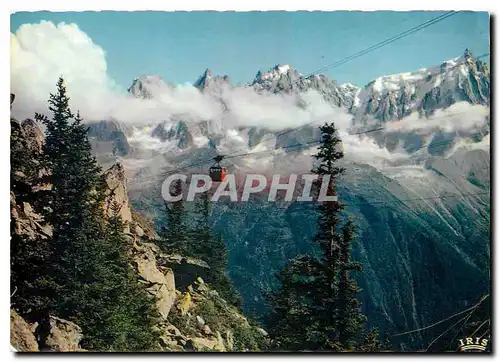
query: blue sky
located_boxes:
[11,11,490,90]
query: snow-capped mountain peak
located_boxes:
[128,75,173,99]
[353,49,490,123]
[253,64,295,84]
[340,82,358,89]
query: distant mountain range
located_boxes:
[94,49,489,159]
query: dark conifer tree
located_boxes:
[265,122,377,351]
[25,77,159,351]
[264,257,317,350]
[159,184,242,307]
[190,191,242,307]
[337,220,366,348]
[159,179,190,255]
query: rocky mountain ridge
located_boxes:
[87,49,489,158]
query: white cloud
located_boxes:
[10,21,222,122]
[10,20,353,132]
[385,102,489,134]
[223,88,353,131]
[11,21,114,120]
[340,131,411,168]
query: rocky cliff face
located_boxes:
[151,120,194,149]
[194,68,232,95]
[10,309,39,352]
[105,50,488,154]
[104,163,133,228]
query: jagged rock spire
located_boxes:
[464,48,474,61]
[193,68,212,89]
[193,68,231,92]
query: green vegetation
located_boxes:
[11,78,160,351]
[264,122,383,351]
[167,289,268,352]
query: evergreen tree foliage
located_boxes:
[75,202,161,351]
[265,122,379,351]
[190,190,213,258]
[191,192,243,308]
[206,233,243,308]
[359,328,384,352]
[13,77,160,351]
[160,188,243,308]
[158,179,190,255]
[263,257,318,350]
[337,220,366,348]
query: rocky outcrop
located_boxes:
[176,291,192,316]
[10,112,267,352]
[40,316,84,352]
[353,49,490,124]
[132,241,177,319]
[158,254,211,291]
[10,310,85,352]
[128,75,175,99]
[10,118,46,193]
[10,192,52,240]
[159,278,266,352]
[129,241,264,352]
[251,64,356,109]
[131,208,158,239]
[104,163,133,228]
[193,69,232,105]
[151,120,193,149]
[10,309,39,352]
[186,334,226,352]
[16,119,45,154]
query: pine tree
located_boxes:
[201,233,242,308]
[264,257,318,350]
[190,192,243,308]
[337,220,366,348]
[190,190,212,258]
[25,77,159,351]
[265,122,375,351]
[78,202,160,351]
[359,328,384,352]
[159,179,190,255]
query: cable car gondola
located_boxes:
[209,155,227,182]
